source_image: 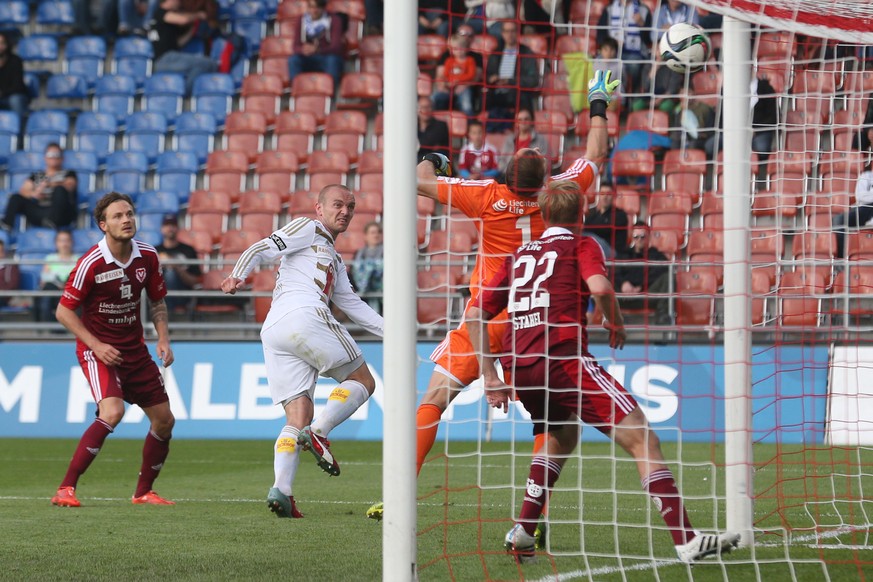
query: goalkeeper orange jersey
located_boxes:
[435,157,598,302]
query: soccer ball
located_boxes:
[659,23,711,74]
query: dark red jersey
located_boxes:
[60,238,167,350]
[479,228,607,366]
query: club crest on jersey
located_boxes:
[95,268,124,284]
[136,268,146,283]
[492,199,508,212]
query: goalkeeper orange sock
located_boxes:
[642,469,695,546]
[416,403,443,476]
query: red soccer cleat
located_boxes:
[51,486,81,508]
[131,490,176,505]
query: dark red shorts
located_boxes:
[510,355,638,435]
[76,343,168,409]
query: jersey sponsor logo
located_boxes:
[492,199,508,212]
[270,234,287,251]
[135,267,146,283]
[95,268,124,284]
[328,387,350,402]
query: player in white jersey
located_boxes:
[221,185,383,518]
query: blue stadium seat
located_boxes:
[24,109,69,152]
[0,111,20,165]
[0,1,30,27]
[71,227,103,253]
[16,252,47,290]
[231,0,267,57]
[112,36,154,88]
[105,151,149,198]
[7,151,44,192]
[36,0,76,26]
[46,73,89,101]
[137,229,162,247]
[137,190,181,231]
[73,112,117,164]
[123,111,168,164]
[173,111,216,165]
[0,216,9,247]
[23,72,40,101]
[17,35,60,75]
[143,73,185,123]
[64,35,107,89]
[191,73,235,123]
[155,152,198,202]
[93,74,136,124]
[63,150,98,205]
[16,227,57,254]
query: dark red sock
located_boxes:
[134,431,171,498]
[643,469,695,545]
[60,419,113,488]
[518,456,561,536]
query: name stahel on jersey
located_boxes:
[60,238,167,350]
[229,216,383,336]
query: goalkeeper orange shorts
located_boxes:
[430,318,508,387]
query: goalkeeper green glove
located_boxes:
[422,152,453,177]
[588,69,620,119]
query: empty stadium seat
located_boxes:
[105,151,149,198]
[662,149,707,205]
[218,229,262,266]
[324,110,367,164]
[24,109,69,152]
[291,73,334,126]
[252,268,277,322]
[17,35,60,74]
[222,111,267,162]
[46,73,88,101]
[273,111,317,164]
[417,269,454,326]
[240,74,283,124]
[205,150,249,202]
[306,151,350,191]
[155,151,199,203]
[93,74,137,123]
[71,228,103,254]
[611,149,655,191]
[143,73,186,123]
[0,1,29,27]
[186,190,233,243]
[237,190,282,237]
[173,111,217,165]
[64,35,106,88]
[0,111,19,164]
[137,190,181,233]
[779,270,826,327]
[192,73,235,123]
[258,36,294,86]
[338,72,382,110]
[123,111,168,163]
[675,270,719,326]
[73,112,117,164]
[112,36,153,87]
[255,151,299,200]
[625,110,669,135]
[36,0,75,29]
[63,150,98,203]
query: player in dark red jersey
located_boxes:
[51,192,177,508]
[467,180,740,564]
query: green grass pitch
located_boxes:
[1,438,870,581]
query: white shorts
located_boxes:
[260,306,364,405]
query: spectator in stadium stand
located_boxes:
[432,32,481,117]
[220,185,384,519]
[0,31,29,121]
[465,181,740,563]
[36,230,78,323]
[485,20,541,119]
[418,0,467,37]
[417,95,451,160]
[457,120,500,180]
[615,220,671,322]
[51,192,177,508]
[287,0,345,91]
[350,221,384,314]
[1,143,78,231]
[583,187,629,258]
[150,0,218,95]
[835,161,873,258]
[597,0,653,112]
[498,108,548,175]
[364,0,383,34]
[855,95,873,153]
[363,69,620,524]
[479,0,514,38]
[155,214,202,314]
[668,85,715,150]
[114,0,152,36]
[595,37,622,110]
[654,0,698,41]
[0,240,20,310]
[704,76,777,166]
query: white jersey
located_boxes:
[230,216,383,337]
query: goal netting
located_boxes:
[410,0,873,580]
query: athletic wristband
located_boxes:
[590,101,607,119]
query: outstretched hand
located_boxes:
[588,69,621,105]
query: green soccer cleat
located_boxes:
[366,501,383,521]
[267,487,303,518]
[534,520,548,550]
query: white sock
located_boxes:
[311,380,370,437]
[272,425,300,496]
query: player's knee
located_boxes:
[153,414,175,438]
[98,405,125,426]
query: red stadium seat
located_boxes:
[611,149,656,192]
[555,34,595,58]
[778,270,826,327]
[687,230,724,285]
[238,190,282,237]
[613,188,640,223]
[338,72,382,110]
[218,229,262,267]
[222,111,267,162]
[186,190,232,243]
[751,269,772,325]
[750,228,783,286]
[255,151,299,202]
[649,229,681,260]
[258,36,295,87]
[625,110,669,136]
[433,110,468,141]
[205,151,248,203]
[287,190,320,217]
[847,231,873,262]
[195,269,247,318]
[662,149,707,205]
[417,269,454,326]
[177,228,214,259]
[240,74,283,124]
[353,190,383,214]
[252,268,277,322]
[675,270,719,326]
[417,34,446,72]
[691,69,722,108]
[274,111,317,165]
